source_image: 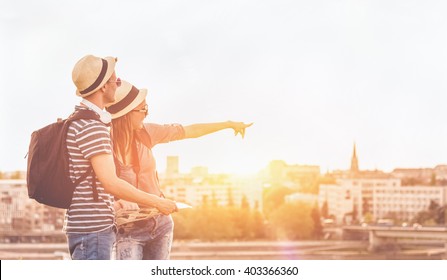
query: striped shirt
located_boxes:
[63,106,115,234]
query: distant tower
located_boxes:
[166,156,179,178]
[350,143,359,174]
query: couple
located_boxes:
[65,54,252,260]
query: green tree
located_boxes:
[269,202,314,240]
[430,173,436,186]
[413,200,443,225]
[11,171,22,179]
[211,190,218,207]
[262,185,293,219]
[362,198,370,215]
[241,195,250,210]
[311,203,323,239]
[321,200,329,218]
[249,208,266,239]
[202,194,209,208]
[228,206,250,240]
[172,208,194,239]
[363,212,374,224]
[227,187,234,207]
[352,204,358,223]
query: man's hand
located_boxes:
[115,200,140,211]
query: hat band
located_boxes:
[107,86,140,114]
[79,59,108,95]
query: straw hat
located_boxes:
[106,80,147,119]
[72,55,117,97]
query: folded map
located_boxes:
[115,202,192,227]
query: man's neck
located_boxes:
[80,98,112,124]
[81,98,104,112]
[82,94,104,109]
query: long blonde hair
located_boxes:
[110,114,135,166]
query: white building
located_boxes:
[285,193,318,205]
[373,186,447,221]
[0,179,64,232]
[318,178,447,224]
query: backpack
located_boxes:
[26,109,101,209]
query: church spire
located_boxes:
[350,143,359,174]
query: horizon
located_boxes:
[1,154,446,175]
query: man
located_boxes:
[65,55,177,260]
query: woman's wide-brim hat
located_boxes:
[106,80,147,119]
[72,55,117,97]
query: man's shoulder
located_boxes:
[68,119,107,136]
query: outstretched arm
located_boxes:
[183,121,253,139]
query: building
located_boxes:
[318,178,402,224]
[263,160,320,193]
[0,179,64,233]
[162,176,263,210]
[391,168,435,185]
[373,185,447,221]
[166,156,180,178]
[350,143,359,175]
[285,192,318,205]
[319,145,447,224]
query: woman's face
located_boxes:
[130,101,148,129]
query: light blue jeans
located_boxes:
[115,214,173,260]
[67,226,116,260]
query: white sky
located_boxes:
[1,0,447,174]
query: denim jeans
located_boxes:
[115,214,173,260]
[67,226,116,260]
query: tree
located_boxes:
[227,187,234,207]
[311,203,323,239]
[229,207,250,240]
[262,185,293,219]
[430,173,436,186]
[201,194,209,208]
[269,202,314,240]
[241,195,250,210]
[211,190,218,207]
[363,212,374,224]
[172,209,194,239]
[249,208,266,239]
[352,204,358,223]
[321,200,329,219]
[428,200,440,212]
[435,206,446,225]
[11,171,22,179]
[362,198,370,215]
[413,200,444,226]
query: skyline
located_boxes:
[1,147,446,176]
[2,1,447,174]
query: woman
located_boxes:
[106,80,252,260]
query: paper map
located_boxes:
[115,202,192,226]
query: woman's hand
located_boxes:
[230,121,253,138]
[156,198,178,215]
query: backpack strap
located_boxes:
[67,109,102,202]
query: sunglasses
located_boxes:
[107,77,122,87]
[133,104,148,115]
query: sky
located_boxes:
[1,0,447,175]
